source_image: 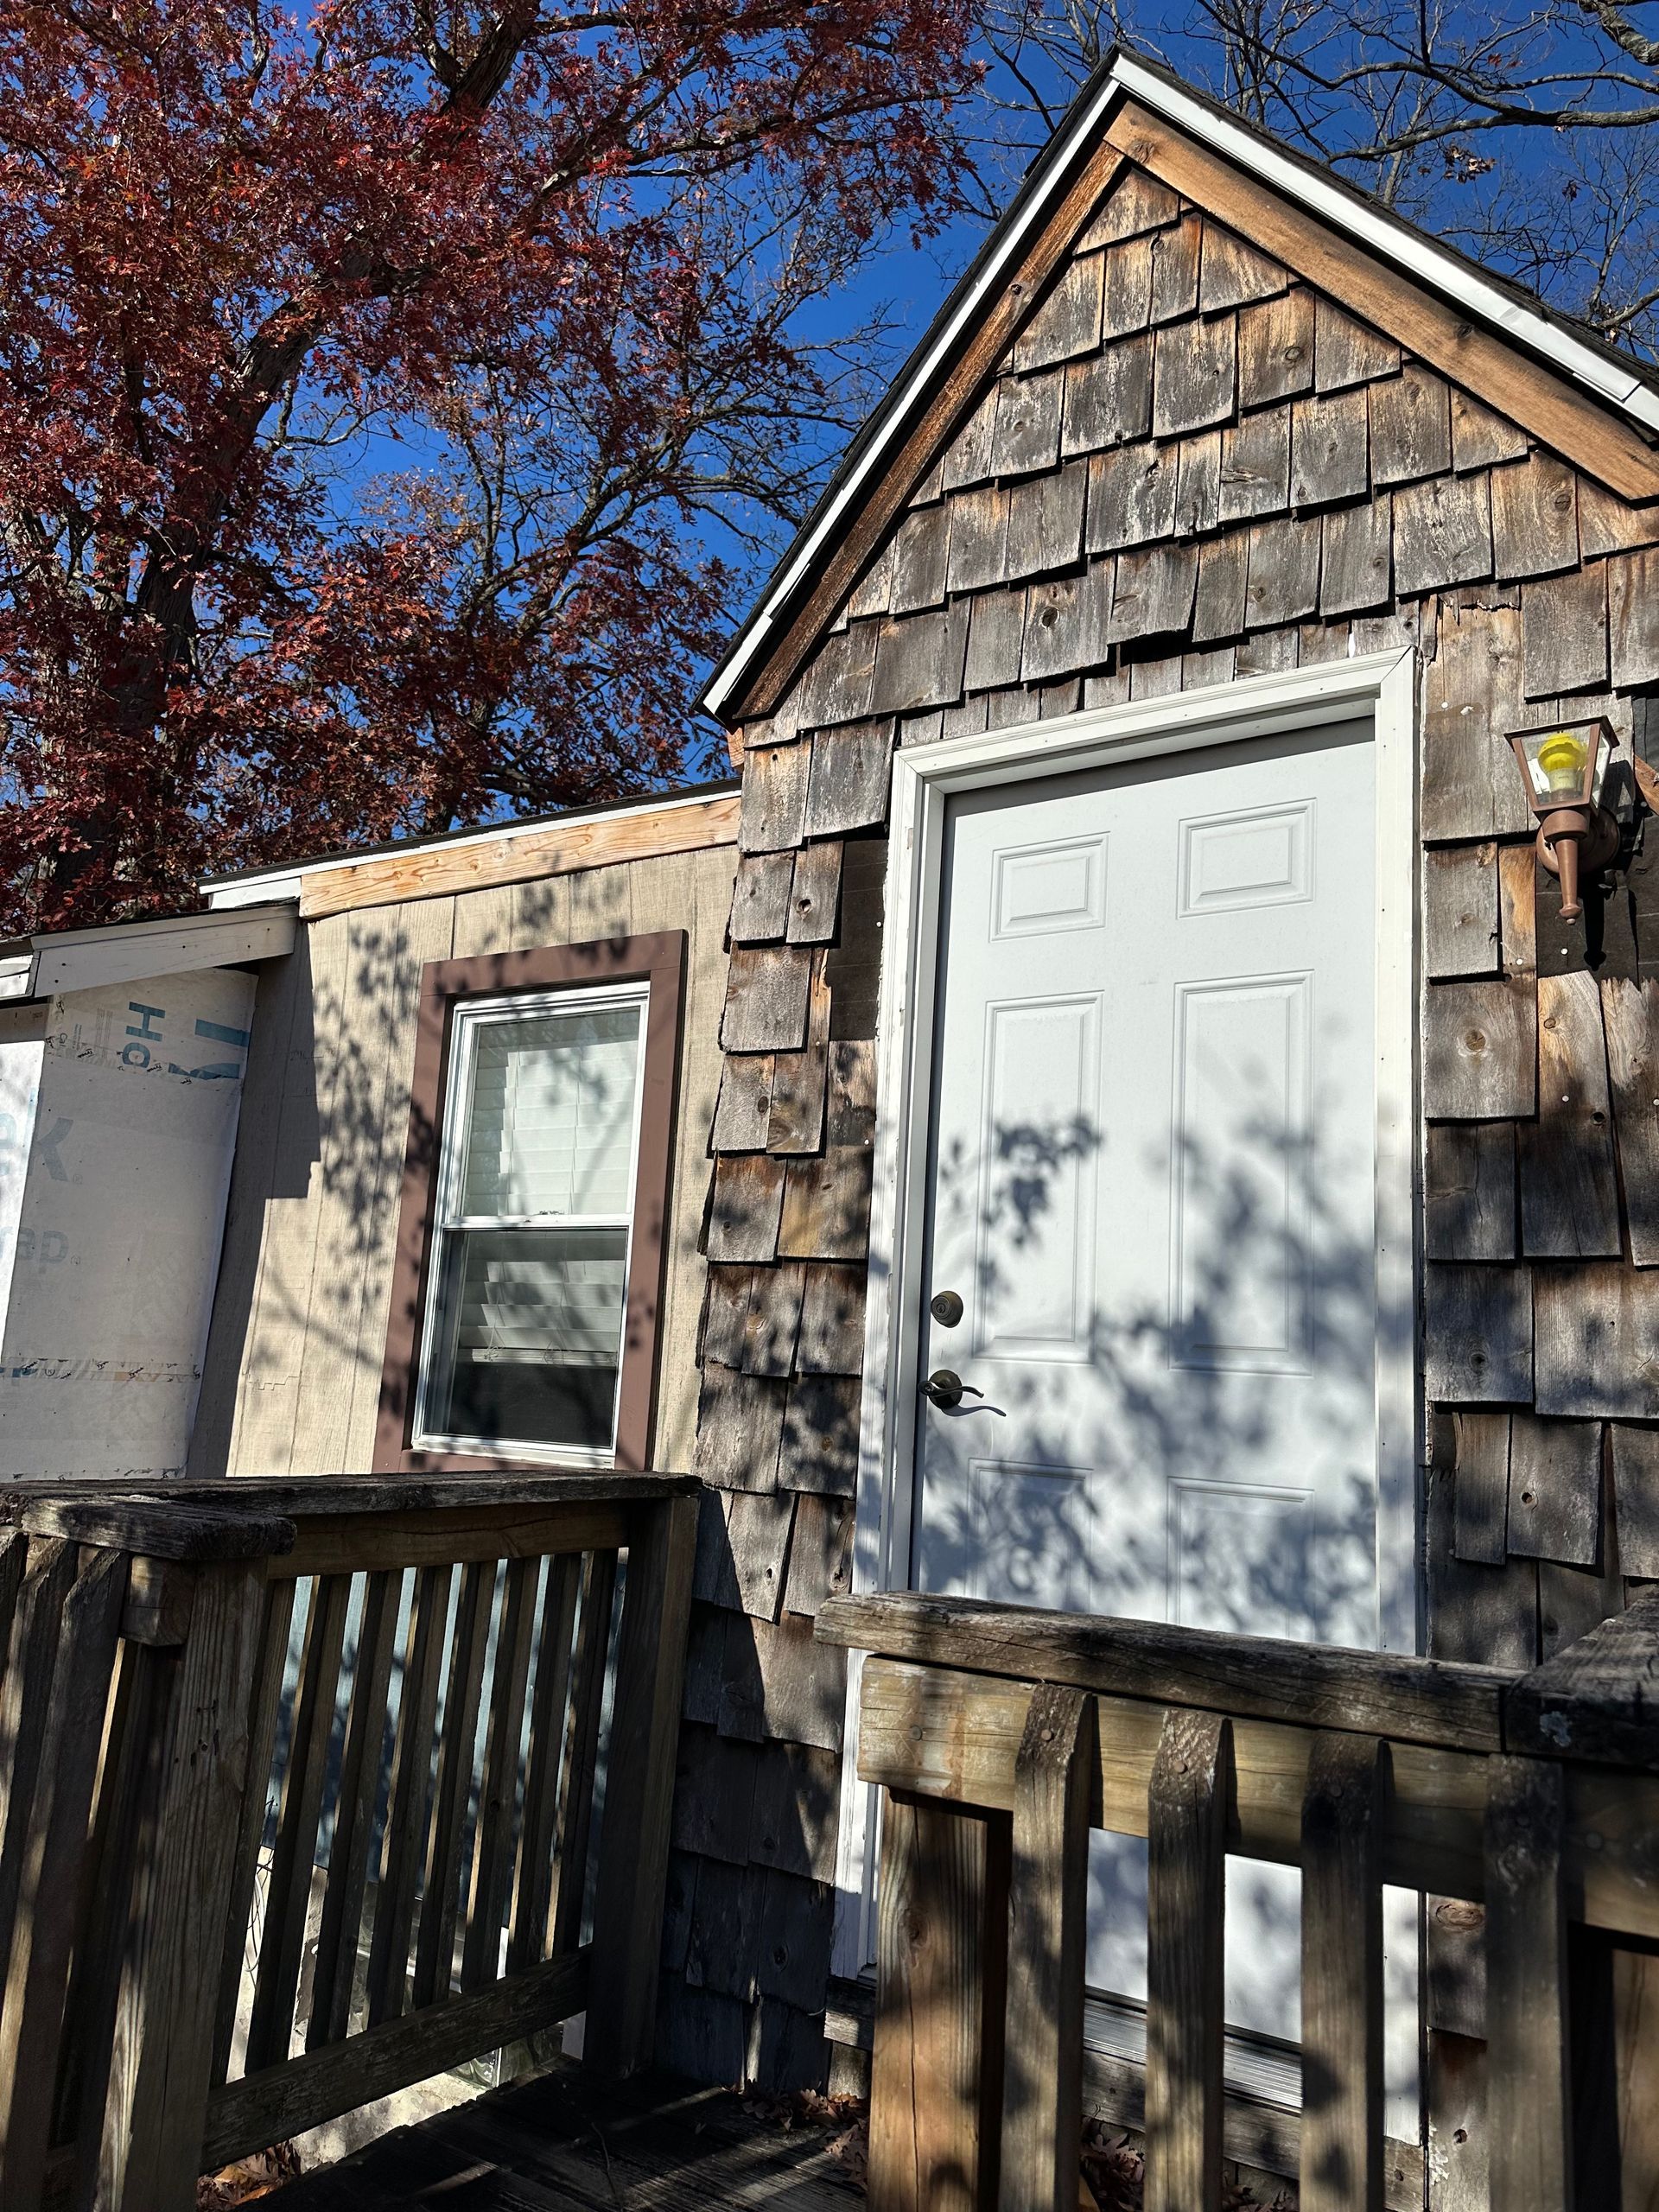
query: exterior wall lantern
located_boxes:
[1509,718,1620,923]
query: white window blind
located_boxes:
[460,1007,641,1220]
[414,988,647,1459]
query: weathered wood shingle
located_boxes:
[687,148,1659,2101]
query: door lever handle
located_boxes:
[921,1369,982,1411]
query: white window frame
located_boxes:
[832,648,1421,1980]
[410,979,652,1467]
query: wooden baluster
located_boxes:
[0,1546,127,2202]
[506,1552,580,1974]
[995,1683,1096,2212]
[94,1557,270,2212]
[245,1572,352,2072]
[366,1563,451,2026]
[308,1567,401,2049]
[212,1574,296,2084]
[1143,1707,1233,2212]
[462,1555,537,1992]
[0,1529,31,1700]
[1300,1731,1390,2212]
[56,1637,165,2163]
[867,1792,1010,2212]
[588,1495,699,2077]
[550,1548,618,1956]
[0,1539,79,1977]
[1486,1755,1573,2211]
[412,1558,494,2009]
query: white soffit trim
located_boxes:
[200,781,736,909]
[0,902,296,1003]
[704,54,1659,718]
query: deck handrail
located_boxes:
[818,1588,1659,2212]
[0,1471,697,2210]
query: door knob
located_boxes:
[930,1290,964,1327]
[921,1369,982,1411]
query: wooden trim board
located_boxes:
[297,795,739,919]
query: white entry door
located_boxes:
[912,721,1381,2040]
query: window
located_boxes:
[413,987,648,1460]
[375,935,684,1475]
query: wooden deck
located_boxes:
[272,2063,866,2210]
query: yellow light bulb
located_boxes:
[1536,732,1586,796]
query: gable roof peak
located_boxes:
[703,48,1659,722]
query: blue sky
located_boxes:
[319,10,1659,792]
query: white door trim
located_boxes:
[831,647,1421,1978]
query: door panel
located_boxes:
[912,723,1382,2041]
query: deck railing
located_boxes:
[817,1588,1659,2212]
[0,1471,696,2210]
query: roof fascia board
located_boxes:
[201,781,738,908]
[705,54,1659,722]
[1110,55,1659,429]
[296,788,741,921]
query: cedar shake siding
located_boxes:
[678,103,1659,2105]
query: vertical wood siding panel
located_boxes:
[1522,566,1610,697]
[1424,844,1499,980]
[340,895,459,1467]
[291,904,429,1474]
[1421,600,1531,841]
[1425,1122,1517,1261]
[227,911,356,1475]
[189,943,307,1475]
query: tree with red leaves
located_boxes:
[0,0,977,927]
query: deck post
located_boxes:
[95,1554,273,2212]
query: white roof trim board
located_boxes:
[201,781,735,909]
[0,903,296,1003]
[702,50,1659,718]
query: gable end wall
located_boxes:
[677,149,1659,2121]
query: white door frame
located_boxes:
[831,648,1421,1977]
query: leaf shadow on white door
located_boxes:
[913,1093,1408,2079]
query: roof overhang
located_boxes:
[701,48,1659,723]
[0,903,297,1005]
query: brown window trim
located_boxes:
[372,931,686,1477]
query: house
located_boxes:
[11,46,1659,2201]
